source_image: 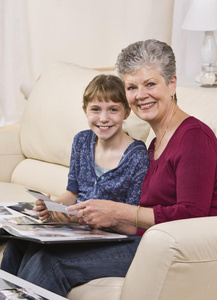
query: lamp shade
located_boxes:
[182,0,217,31]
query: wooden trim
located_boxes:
[0,124,20,131]
[93,67,115,71]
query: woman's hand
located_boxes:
[66,199,137,234]
[67,199,118,229]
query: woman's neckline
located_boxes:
[151,116,193,161]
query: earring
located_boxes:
[171,94,174,101]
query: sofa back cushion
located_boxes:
[177,86,217,136]
[11,158,69,197]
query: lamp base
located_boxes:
[200,64,217,87]
[195,72,203,83]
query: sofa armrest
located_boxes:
[120,217,217,300]
[0,130,25,182]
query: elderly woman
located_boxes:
[1,39,217,297]
[73,39,217,234]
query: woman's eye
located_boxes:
[127,86,136,91]
[147,82,155,87]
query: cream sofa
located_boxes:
[0,62,217,300]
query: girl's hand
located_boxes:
[34,196,79,223]
[34,198,50,222]
[50,211,78,223]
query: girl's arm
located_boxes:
[125,146,149,206]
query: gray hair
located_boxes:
[115,39,176,85]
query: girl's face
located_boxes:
[83,97,130,141]
[123,67,176,127]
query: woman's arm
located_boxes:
[153,128,217,224]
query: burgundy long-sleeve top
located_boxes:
[137,117,217,236]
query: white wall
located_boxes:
[26,0,174,78]
[1,0,174,125]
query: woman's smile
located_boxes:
[138,102,156,110]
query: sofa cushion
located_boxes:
[176,86,217,135]
[120,217,217,300]
[11,158,69,198]
[67,277,124,300]
[0,130,25,182]
[0,182,36,203]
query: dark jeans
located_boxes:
[1,236,141,297]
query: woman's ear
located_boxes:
[170,76,177,95]
[124,107,131,120]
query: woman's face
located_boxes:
[123,67,176,126]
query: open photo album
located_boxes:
[0,201,133,244]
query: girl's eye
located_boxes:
[110,108,118,112]
[91,108,100,111]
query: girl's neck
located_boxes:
[95,132,133,169]
[96,131,132,151]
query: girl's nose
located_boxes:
[99,111,109,122]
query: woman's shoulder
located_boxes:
[178,116,216,140]
[173,116,217,154]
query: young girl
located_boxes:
[1,74,149,281]
[25,74,149,223]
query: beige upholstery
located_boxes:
[121,217,217,300]
[68,277,124,300]
[0,62,217,299]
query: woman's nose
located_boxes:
[136,87,147,100]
